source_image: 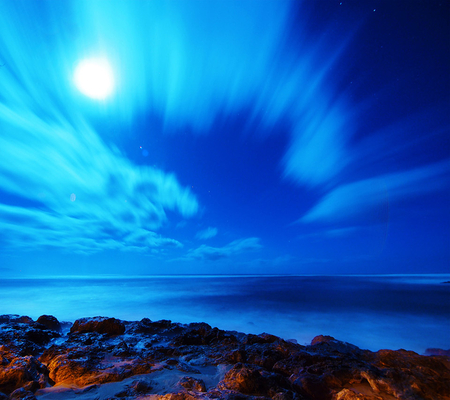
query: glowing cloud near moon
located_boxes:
[74,58,115,99]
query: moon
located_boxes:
[74,58,115,99]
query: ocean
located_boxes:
[1,274,449,354]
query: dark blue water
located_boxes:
[1,275,449,353]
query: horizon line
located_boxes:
[2,273,450,280]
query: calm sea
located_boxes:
[0,275,449,354]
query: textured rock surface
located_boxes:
[0,314,449,400]
[69,316,125,336]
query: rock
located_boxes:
[130,379,153,393]
[36,315,61,332]
[335,388,383,399]
[23,328,56,345]
[243,333,279,345]
[45,354,91,385]
[0,355,49,394]
[369,349,450,399]
[0,315,33,325]
[218,363,268,396]
[1,314,449,400]
[22,380,40,393]
[425,348,450,356]
[179,376,207,392]
[8,388,37,400]
[70,316,125,336]
[311,335,336,345]
[291,373,333,400]
[0,316,60,354]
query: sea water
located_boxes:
[0,274,449,354]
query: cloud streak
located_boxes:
[301,160,450,224]
[1,0,356,189]
[195,227,218,241]
[0,90,197,254]
[185,238,262,262]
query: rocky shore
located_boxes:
[0,315,449,400]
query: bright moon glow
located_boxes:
[74,58,114,99]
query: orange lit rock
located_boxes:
[179,376,207,392]
[0,355,49,394]
[0,315,449,399]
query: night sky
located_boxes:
[0,0,449,277]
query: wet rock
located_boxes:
[130,379,153,392]
[308,335,365,358]
[176,362,201,374]
[21,380,40,393]
[335,388,383,399]
[0,317,59,355]
[0,315,33,325]
[70,316,125,336]
[36,315,61,332]
[218,363,268,396]
[242,333,279,345]
[425,348,450,356]
[113,340,132,357]
[1,315,449,400]
[23,328,56,346]
[8,388,37,400]
[179,376,207,392]
[0,355,49,394]
[310,335,336,345]
[291,373,333,400]
[45,353,90,385]
[159,393,205,400]
[368,349,450,399]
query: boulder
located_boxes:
[8,388,37,400]
[218,363,268,396]
[130,379,153,393]
[178,376,207,392]
[70,317,125,336]
[36,315,61,332]
[23,328,56,345]
[425,348,450,356]
[0,315,33,325]
[0,355,48,394]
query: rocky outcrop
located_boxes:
[0,314,449,400]
[35,317,60,334]
[69,316,125,336]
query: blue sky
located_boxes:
[0,0,449,276]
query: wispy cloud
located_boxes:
[301,160,450,224]
[185,237,262,261]
[1,0,358,189]
[0,0,361,197]
[0,100,197,254]
[283,93,354,187]
[195,227,218,240]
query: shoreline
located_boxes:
[2,274,449,354]
[1,314,449,400]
